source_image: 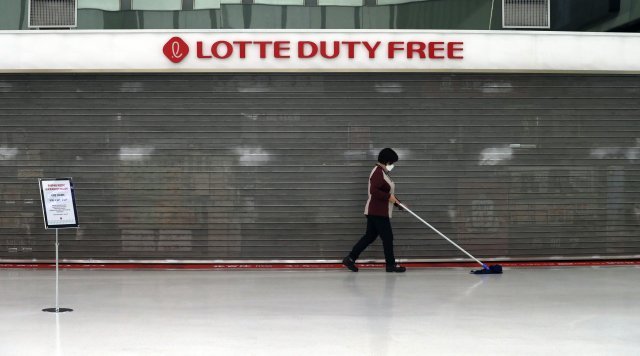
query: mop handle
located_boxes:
[398,203,488,269]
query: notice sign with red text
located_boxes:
[39,178,79,229]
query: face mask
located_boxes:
[386,164,395,171]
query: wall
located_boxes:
[0,0,496,30]
[1,73,638,261]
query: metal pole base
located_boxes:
[42,308,73,313]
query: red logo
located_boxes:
[163,37,189,63]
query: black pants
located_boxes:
[349,215,396,266]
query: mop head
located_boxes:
[471,264,503,274]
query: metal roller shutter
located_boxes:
[0,73,639,261]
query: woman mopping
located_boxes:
[343,148,406,273]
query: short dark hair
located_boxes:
[377,148,398,165]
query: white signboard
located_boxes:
[0,30,640,73]
[39,178,79,229]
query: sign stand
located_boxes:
[42,229,73,313]
[39,178,79,314]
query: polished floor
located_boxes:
[0,266,638,356]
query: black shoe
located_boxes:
[342,257,359,272]
[386,264,406,273]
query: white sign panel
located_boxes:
[39,178,79,229]
[0,30,640,73]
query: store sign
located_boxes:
[38,178,79,229]
[163,36,464,63]
[1,30,640,72]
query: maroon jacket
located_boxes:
[364,165,401,218]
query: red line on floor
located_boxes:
[1,259,639,270]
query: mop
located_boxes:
[397,203,503,274]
